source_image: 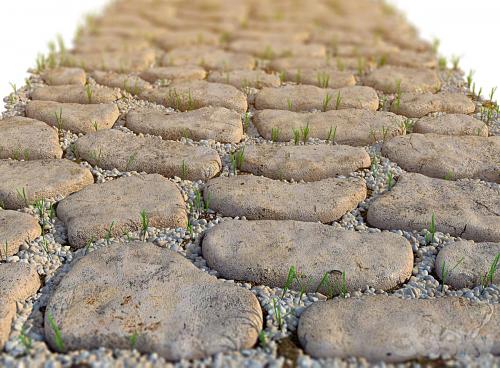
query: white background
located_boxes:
[0,0,499,112]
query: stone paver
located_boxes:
[63,49,156,73]
[25,100,120,134]
[0,159,93,210]
[156,30,220,50]
[298,295,500,362]
[367,173,500,242]
[204,175,366,223]
[31,85,121,104]
[203,220,413,292]
[253,109,405,144]
[140,80,248,113]
[126,107,242,143]
[391,92,475,118]
[0,263,40,348]
[207,70,280,90]
[74,129,221,180]
[41,67,86,86]
[139,66,207,83]
[382,134,500,182]
[240,144,370,181]
[228,40,326,58]
[363,66,441,93]
[255,85,379,112]
[74,36,151,53]
[413,114,489,136]
[91,71,152,95]
[282,68,356,89]
[57,175,187,248]
[0,117,62,159]
[385,50,437,69]
[0,210,41,257]
[435,240,500,289]
[45,242,262,359]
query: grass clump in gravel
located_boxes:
[481,252,500,288]
[105,221,115,245]
[85,84,93,104]
[439,257,464,291]
[293,129,300,145]
[425,213,437,244]
[54,108,64,135]
[322,93,333,112]
[243,112,251,132]
[18,326,33,351]
[326,126,336,143]
[317,71,330,88]
[47,312,65,352]
[129,332,139,350]
[140,210,149,241]
[301,123,310,143]
[230,148,245,175]
[180,160,188,179]
[16,187,29,207]
[271,128,280,142]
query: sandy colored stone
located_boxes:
[25,100,120,134]
[126,107,242,143]
[232,29,309,43]
[283,68,356,89]
[162,46,255,71]
[391,92,475,118]
[413,114,489,136]
[74,129,221,180]
[382,134,500,182]
[268,56,372,73]
[298,295,500,362]
[0,210,41,257]
[435,240,500,289]
[255,85,379,112]
[228,40,326,59]
[0,117,62,159]
[203,220,413,292]
[156,30,220,50]
[253,109,405,145]
[140,80,248,113]
[0,263,40,348]
[73,36,152,53]
[139,66,207,83]
[363,66,441,93]
[204,175,366,223]
[385,50,438,69]
[207,70,280,89]
[41,67,86,86]
[240,144,370,181]
[45,242,262,359]
[367,173,500,242]
[31,85,120,104]
[64,49,156,73]
[0,159,93,210]
[91,71,152,95]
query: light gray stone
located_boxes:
[391,92,475,118]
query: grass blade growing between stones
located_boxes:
[18,326,32,351]
[281,266,297,297]
[322,93,333,112]
[293,129,300,145]
[326,126,336,143]
[481,252,500,287]
[301,123,310,143]
[271,128,280,142]
[440,257,465,291]
[85,84,93,104]
[140,210,149,241]
[425,213,437,244]
[47,312,65,352]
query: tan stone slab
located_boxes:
[156,30,220,50]
[382,134,500,182]
[91,71,152,94]
[283,68,356,89]
[73,36,152,53]
[385,50,437,69]
[367,173,500,242]
[240,144,370,181]
[56,175,187,248]
[253,109,405,145]
[41,67,86,86]
[255,85,379,112]
[0,210,41,257]
[31,85,121,104]
[139,66,207,83]
[413,114,488,136]
[74,129,221,180]
[228,40,326,59]
[363,66,441,93]
[45,243,262,360]
[231,29,309,43]
[139,81,248,113]
[0,159,93,210]
[391,92,475,118]
[203,220,413,292]
[298,296,500,362]
[204,175,366,223]
[207,69,280,89]
[268,56,368,73]
[64,49,156,73]
[0,117,62,160]
[26,100,120,134]
[126,107,242,143]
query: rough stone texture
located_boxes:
[31,85,121,104]
[91,71,152,94]
[282,68,356,89]
[126,107,242,143]
[255,85,379,112]
[140,66,207,83]
[0,263,40,348]
[268,56,363,73]
[382,134,500,182]
[41,67,87,86]
[156,30,220,50]
[204,175,366,223]
[45,242,262,360]
[140,80,248,113]
[25,100,120,134]
[74,129,221,180]
[63,49,156,73]
[203,220,413,292]
[253,109,405,145]
[367,173,500,242]
[0,159,93,210]
[228,40,326,58]
[207,70,280,89]
[385,50,437,69]
[391,92,475,118]
[56,175,187,248]
[0,210,41,257]
[435,240,500,289]
[240,144,371,181]
[413,114,489,137]
[74,36,152,53]
[0,117,62,159]
[298,295,500,362]
[363,66,441,93]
